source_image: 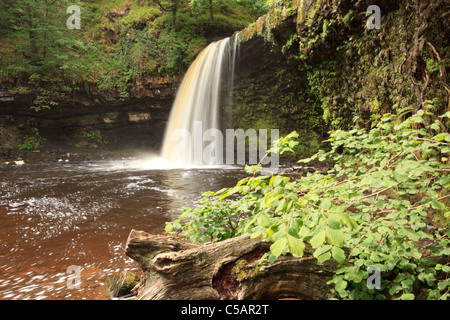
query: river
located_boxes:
[0,158,249,300]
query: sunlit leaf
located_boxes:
[270,238,287,258]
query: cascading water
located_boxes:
[161,34,240,166]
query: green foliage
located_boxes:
[165,191,243,242]
[0,0,86,108]
[189,0,267,21]
[281,33,299,54]
[166,109,450,300]
[0,0,266,106]
[85,130,108,148]
[231,72,326,159]
[157,30,191,75]
[18,127,46,150]
[18,135,41,150]
[291,0,449,130]
[121,5,162,28]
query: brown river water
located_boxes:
[0,158,250,300]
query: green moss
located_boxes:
[232,258,262,281]
[292,0,449,129]
[230,70,326,160]
[121,5,162,28]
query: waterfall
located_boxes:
[161,34,240,166]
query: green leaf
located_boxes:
[236,177,249,187]
[361,175,375,185]
[393,171,408,183]
[332,246,346,263]
[340,213,358,229]
[288,218,302,236]
[401,229,421,241]
[310,229,326,248]
[335,278,348,292]
[165,223,173,233]
[400,293,415,300]
[298,225,310,237]
[319,198,332,210]
[218,186,241,200]
[270,175,283,187]
[375,200,386,209]
[326,214,341,229]
[389,284,402,296]
[275,198,287,213]
[269,224,286,240]
[270,238,287,258]
[345,270,363,283]
[244,165,253,174]
[287,234,305,257]
[326,228,345,247]
[273,187,285,195]
[432,199,445,210]
[317,251,332,263]
[437,280,449,291]
[244,164,262,175]
[313,245,332,258]
[257,213,271,227]
[308,192,320,202]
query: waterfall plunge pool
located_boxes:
[0,158,251,300]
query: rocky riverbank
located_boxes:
[0,148,143,166]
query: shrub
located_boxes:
[166,108,450,300]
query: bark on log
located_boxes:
[125,229,338,300]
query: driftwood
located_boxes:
[125,229,337,300]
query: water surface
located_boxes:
[0,159,247,299]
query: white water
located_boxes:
[161,35,240,166]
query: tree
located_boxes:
[2,0,86,109]
[148,0,182,25]
[124,230,337,300]
[189,0,218,21]
[189,0,267,22]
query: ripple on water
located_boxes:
[0,160,248,299]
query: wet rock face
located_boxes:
[0,82,178,152]
[35,102,170,151]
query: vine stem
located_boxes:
[338,186,395,203]
[423,234,449,248]
[439,288,449,300]
[379,194,450,214]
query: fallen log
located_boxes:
[124,229,338,300]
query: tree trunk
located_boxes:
[125,229,337,300]
[26,4,38,62]
[172,7,177,25]
[209,0,214,21]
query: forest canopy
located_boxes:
[0,0,268,109]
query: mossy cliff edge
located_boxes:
[0,0,265,154]
[0,0,447,156]
[232,0,448,158]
